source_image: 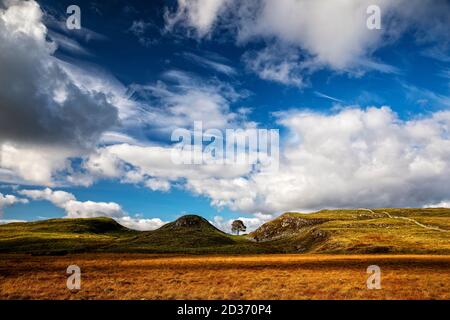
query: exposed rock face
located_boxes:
[357,213,386,220]
[250,214,327,242]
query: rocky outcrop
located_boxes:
[250,214,327,242]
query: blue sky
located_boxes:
[0,0,449,232]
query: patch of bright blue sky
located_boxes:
[2,181,238,222]
[3,200,64,221]
[69,181,237,222]
[42,0,449,122]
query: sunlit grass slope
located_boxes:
[0,208,449,254]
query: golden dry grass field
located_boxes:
[0,254,449,300]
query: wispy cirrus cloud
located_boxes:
[314,91,345,103]
[242,45,308,87]
[402,83,450,109]
[182,52,237,76]
[166,0,449,84]
[128,20,158,47]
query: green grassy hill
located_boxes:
[250,208,450,254]
[0,208,449,255]
[0,217,137,254]
[0,215,277,254]
[115,215,281,254]
[118,215,238,253]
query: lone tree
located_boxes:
[231,220,247,235]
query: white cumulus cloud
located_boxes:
[80,106,450,214]
[425,201,450,209]
[0,0,120,185]
[211,212,274,233]
[0,192,28,215]
[167,0,450,82]
[19,188,167,230]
